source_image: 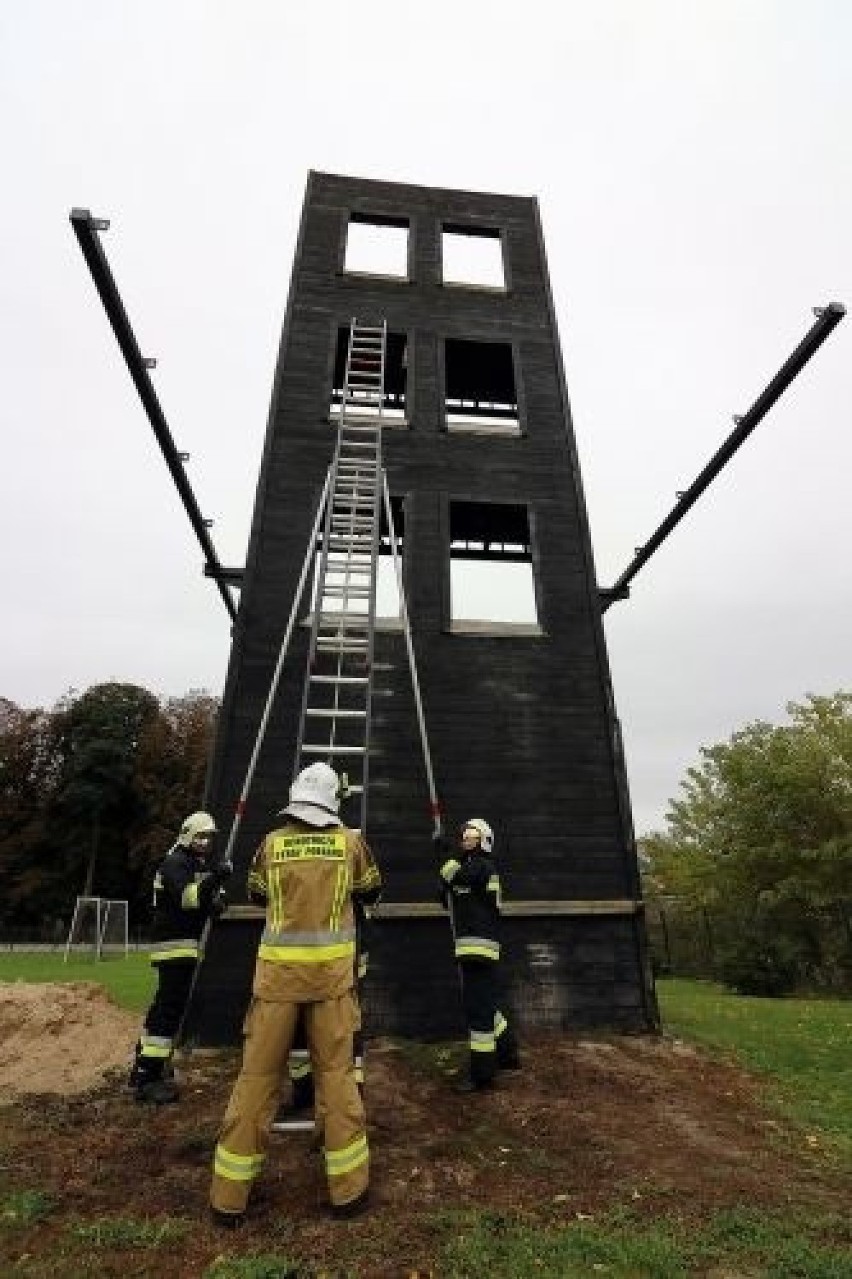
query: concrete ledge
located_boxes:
[223,899,642,922]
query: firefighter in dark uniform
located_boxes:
[437,817,521,1092]
[128,810,230,1103]
[209,762,382,1225]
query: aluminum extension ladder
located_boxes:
[291,320,388,830]
[222,317,440,863]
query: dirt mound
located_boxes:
[0,981,138,1099]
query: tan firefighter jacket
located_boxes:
[246,819,381,1002]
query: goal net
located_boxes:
[64,897,129,960]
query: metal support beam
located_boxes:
[69,208,238,624]
[601,302,845,612]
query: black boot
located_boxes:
[275,1074,314,1122]
[497,1046,522,1071]
[135,1077,180,1104]
[455,1076,494,1094]
[496,1027,522,1071]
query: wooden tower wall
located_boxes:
[187,171,658,1044]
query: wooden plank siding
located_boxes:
[186,172,659,1044]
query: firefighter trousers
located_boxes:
[459,960,520,1086]
[287,978,365,1106]
[132,959,194,1081]
[211,991,368,1214]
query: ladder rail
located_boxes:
[221,465,334,867]
[382,470,442,835]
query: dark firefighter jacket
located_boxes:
[439,849,502,962]
[246,819,382,1002]
[150,846,223,964]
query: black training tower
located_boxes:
[187,171,659,1044]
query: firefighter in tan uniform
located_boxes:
[209,763,381,1225]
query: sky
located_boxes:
[2,1,850,834]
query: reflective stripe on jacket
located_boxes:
[247,821,381,1000]
[150,846,217,962]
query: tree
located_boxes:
[645,692,852,991]
[49,682,162,901]
[0,700,64,923]
[0,682,220,931]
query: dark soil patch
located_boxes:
[1,1024,849,1277]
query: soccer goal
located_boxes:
[64,896,129,961]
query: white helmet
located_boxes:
[177,811,217,847]
[463,818,494,854]
[281,762,342,828]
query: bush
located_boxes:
[716,929,801,997]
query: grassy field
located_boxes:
[0,949,154,1012]
[658,977,852,1157]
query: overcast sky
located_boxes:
[2,1,850,834]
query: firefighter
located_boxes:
[437,817,521,1092]
[129,810,230,1104]
[209,762,382,1226]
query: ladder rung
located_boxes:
[309,675,369,685]
[316,641,369,653]
[318,618,370,630]
[271,1118,316,1133]
[305,709,367,719]
[322,586,371,598]
[302,744,367,756]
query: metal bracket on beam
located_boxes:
[204,564,245,587]
[599,585,630,608]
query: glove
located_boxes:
[210,886,229,918]
[432,832,450,857]
[211,860,234,887]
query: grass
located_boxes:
[657,977,852,1157]
[0,950,154,1013]
[205,1257,315,1278]
[437,1205,852,1279]
[0,1189,54,1228]
[71,1215,187,1248]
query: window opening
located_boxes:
[444,338,519,432]
[442,223,505,289]
[449,501,539,628]
[343,213,409,278]
[331,327,408,423]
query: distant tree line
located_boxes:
[0,682,218,937]
[641,692,852,995]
